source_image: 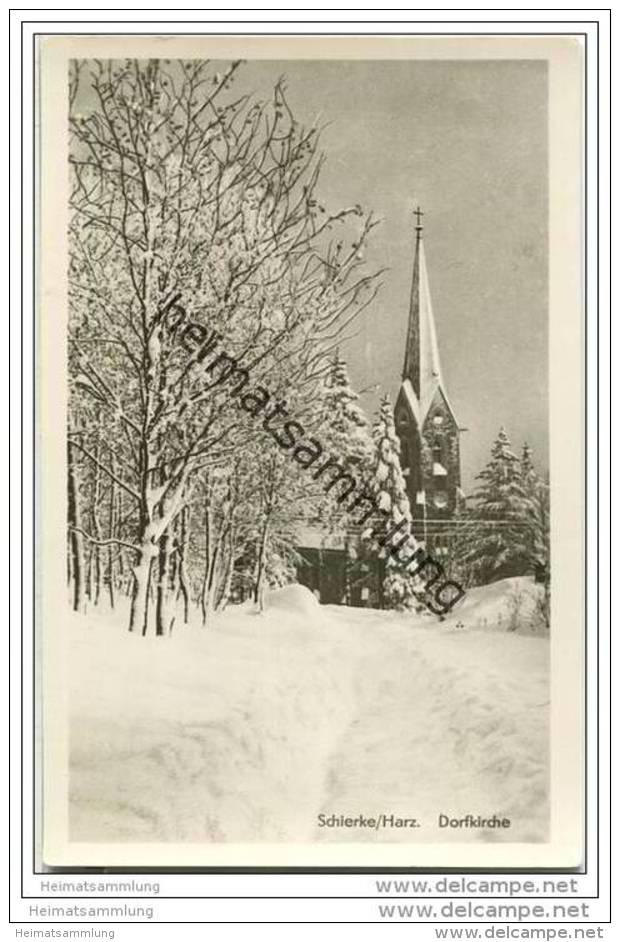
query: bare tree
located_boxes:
[67,58,381,633]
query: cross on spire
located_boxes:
[414,205,424,233]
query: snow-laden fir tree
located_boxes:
[520,442,550,626]
[318,354,373,468]
[316,354,372,530]
[363,394,417,608]
[314,354,374,603]
[520,440,537,484]
[520,443,550,571]
[459,427,532,585]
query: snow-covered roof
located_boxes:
[417,240,444,417]
[427,381,460,431]
[401,234,459,428]
[296,525,346,551]
[399,377,420,424]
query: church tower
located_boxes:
[394,209,462,550]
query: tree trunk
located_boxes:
[85,546,94,604]
[253,513,270,613]
[176,506,190,624]
[67,439,84,612]
[129,543,156,635]
[201,502,212,625]
[90,428,103,606]
[201,523,221,626]
[93,546,101,606]
[107,471,116,609]
[216,525,235,611]
[201,493,224,626]
[155,532,171,637]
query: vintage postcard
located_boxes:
[38,35,584,869]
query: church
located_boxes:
[297,210,463,602]
[394,209,464,559]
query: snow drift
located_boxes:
[69,579,549,846]
[444,575,548,635]
[69,585,357,843]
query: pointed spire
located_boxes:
[401,208,445,418]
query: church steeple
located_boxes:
[395,207,462,543]
[402,206,444,418]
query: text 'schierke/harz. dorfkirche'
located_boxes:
[297,210,464,603]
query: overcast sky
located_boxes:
[235,58,548,491]
[76,56,548,491]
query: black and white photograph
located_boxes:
[37,35,584,869]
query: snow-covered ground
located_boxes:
[69,579,549,845]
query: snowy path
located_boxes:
[316,606,549,843]
[67,583,548,847]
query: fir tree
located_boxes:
[520,441,537,484]
[314,354,373,603]
[364,394,416,608]
[319,354,373,468]
[316,353,373,522]
[459,427,532,585]
[519,442,551,626]
[520,442,550,584]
